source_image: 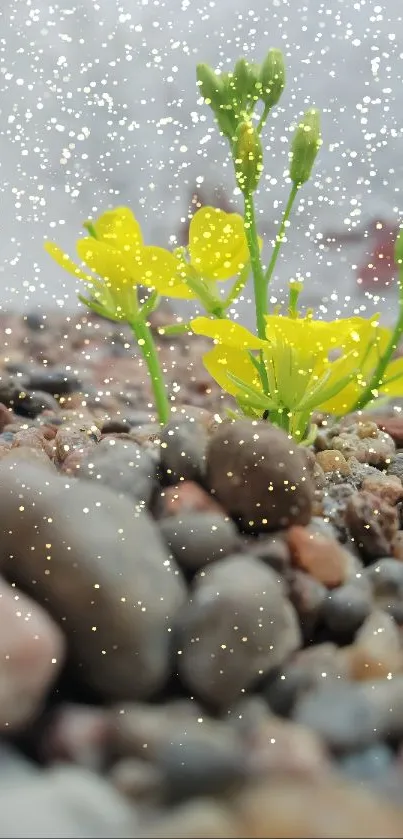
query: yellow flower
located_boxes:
[191,312,398,436]
[133,205,250,300]
[45,207,144,321]
[45,205,250,313]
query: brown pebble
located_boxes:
[286,525,350,588]
[362,473,403,506]
[159,481,224,517]
[345,490,399,560]
[316,450,350,475]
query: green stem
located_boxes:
[130,318,170,425]
[350,276,403,412]
[244,192,266,340]
[243,192,270,396]
[264,183,299,290]
[184,273,223,315]
[158,322,192,336]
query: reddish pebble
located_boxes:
[286,526,350,588]
[160,481,224,517]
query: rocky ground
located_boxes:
[2,307,403,836]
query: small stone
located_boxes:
[263,643,348,718]
[25,368,83,396]
[362,473,403,506]
[316,421,395,467]
[294,677,403,750]
[339,744,394,783]
[237,708,328,778]
[206,420,313,533]
[140,799,240,839]
[177,555,301,708]
[316,449,351,475]
[79,437,158,506]
[345,490,398,560]
[11,426,55,458]
[157,481,224,518]
[41,704,114,771]
[0,766,136,839]
[375,416,403,448]
[0,578,65,731]
[320,483,355,540]
[0,462,186,700]
[13,389,60,418]
[286,525,351,587]
[341,609,403,681]
[322,579,373,638]
[109,700,203,762]
[391,531,403,561]
[241,533,291,575]
[159,512,241,572]
[233,775,403,839]
[288,569,327,639]
[0,403,14,433]
[101,418,131,434]
[160,406,214,485]
[156,727,247,803]
[109,758,164,803]
[54,424,100,464]
[366,557,403,599]
[388,451,403,482]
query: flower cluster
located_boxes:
[45,48,403,436]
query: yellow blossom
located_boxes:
[45,205,250,314]
[191,312,403,438]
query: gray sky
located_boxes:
[1,0,402,326]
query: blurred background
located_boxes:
[1,0,403,327]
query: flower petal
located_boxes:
[133,246,197,298]
[44,242,96,284]
[191,317,265,349]
[76,238,135,289]
[381,357,403,396]
[90,207,143,255]
[202,345,260,396]
[189,207,249,280]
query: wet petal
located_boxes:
[133,246,197,298]
[44,242,96,285]
[76,237,136,290]
[191,316,265,349]
[90,207,143,255]
[202,345,260,397]
[189,206,249,280]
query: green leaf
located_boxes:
[226,371,277,411]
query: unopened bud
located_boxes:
[229,59,261,114]
[196,64,237,140]
[233,121,264,194]
[259,49,286,110]
[290,108,321,186]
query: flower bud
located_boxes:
[233,121,264,194]
[259,49,286,110]
[290,108,321,186]
[229,59,261,114]
[196,65,237,139]
[395,226,403,267]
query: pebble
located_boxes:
[263,643,348,718]
[293,677,403,750]
[13,389,60,419]
[287,568,327,639]
[156,481,224,518]
[206,420,314,533]
[388,451,403,482]
[0,462,186,700]
[242,533,291,575]
[341,609,403,681]
[233,774,403,839]
[338,743,394,783]
[177,555,301,708]
[322,579,373,638]
[0,578,65,731]
[345,490,399,560]
[315,449,351,476]
[375,416,403,448]
[41,704,114,771]
[286,525,351,587]
[316,421,396,468]
[24,368,83,396]
[362,473,403,506]
[159,406,213,485]
[0,766,136,839]
[140,799,240,839]
[79,437,158,506]
[159,512,241,572]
